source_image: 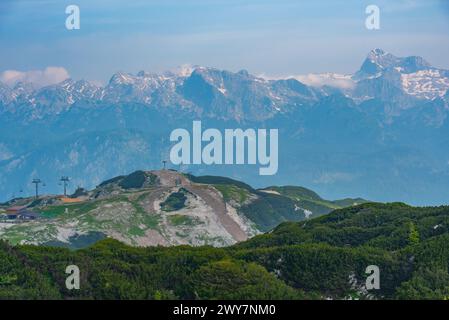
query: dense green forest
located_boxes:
[1,203,449,300]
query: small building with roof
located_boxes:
[17,210,40,220]
[4,206,40,221]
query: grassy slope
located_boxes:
[0,193,162,247]
[262,185,368,211]
[185,174,369,232]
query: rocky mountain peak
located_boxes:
[355,49,433,80]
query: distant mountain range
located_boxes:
[0,49,448,204]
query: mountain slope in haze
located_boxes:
[0,170,365,248]
[259,185,368,215]
[0,49,448,205]
[185,174,366,232]
[2,49,445,121]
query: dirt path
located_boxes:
[147,170,248,243]
[185,184,248,242]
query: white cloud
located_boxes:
[260,72,355,90]
[293,73,355,89]
[0,67,70,88]
[176,64,194,77]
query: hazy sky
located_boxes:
[1,0,449,85]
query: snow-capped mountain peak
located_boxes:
[0,49,448,119]
[109,72,136,85]
[352,49,448,102]
[354,49,401,80]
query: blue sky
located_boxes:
[1,0,449,85]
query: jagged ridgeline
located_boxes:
[1,50,449,205]
[0,170,366,248]
[1,203,449,299]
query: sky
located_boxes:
[0,0,449,86]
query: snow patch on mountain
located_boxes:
[401,69,449,100]
[0,49,448,123]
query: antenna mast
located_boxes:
[60,176,70,196]
[32,179,42,198]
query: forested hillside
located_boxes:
[1,203,448,300]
